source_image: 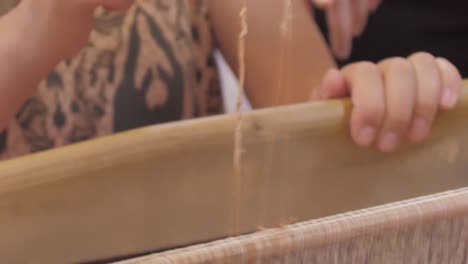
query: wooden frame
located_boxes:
[1,88,468,263]
[120,188,468,263]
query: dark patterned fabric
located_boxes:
[0,0,223,160]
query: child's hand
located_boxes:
[16,0,134,62]
[312,0,381,60]
[318,52,463,152]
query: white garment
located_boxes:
[214,49,252,114]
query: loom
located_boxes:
[0,83,468,263]
[1,1,467,262]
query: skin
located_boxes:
[208,0,335,107]
[0,0,134,132]
[0,0,463,153]
[209,0,463,152]
[311,0,382,60]
[319,54,463,152]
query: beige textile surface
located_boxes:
[119,187,468,263]
[0,87,468,263]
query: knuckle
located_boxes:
[417,98,438,116]
[409,52,435,63]
[436,57,463,89]
[359,101,385,124]
[355,61,380,75]
[388,57,414,74]
[418,78,442,103]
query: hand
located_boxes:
[16,0,134,62]
[318,52,463,152]
[312,0,381,60]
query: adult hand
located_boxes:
[312,0,381,60]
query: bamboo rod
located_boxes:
[119,187,468,263]
[0,87,468,263]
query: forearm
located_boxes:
[0,3,58,131]
[208,0,335,108]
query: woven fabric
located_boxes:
[120,188,468,264]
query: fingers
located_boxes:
[368,0,381,12]
[380,55,461,148]
[436,57,463,110]
[325,0,353,60]
[377,58,417,152]
[332,54,462,152]
[407,52,441,142]
[313,0,376,60]
[318,68,348,100]
[352,0,368,36]
[341,62,385,147]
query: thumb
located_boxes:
[319,68,349,99]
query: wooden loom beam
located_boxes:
[0,86,468,263]
[120,188,468,263]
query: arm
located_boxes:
[208,1,463,153]
[208,0,335,108]
[0,2,59,132]
[0,0,134,132]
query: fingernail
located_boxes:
[378,132,399,153]
[409,118,428,142]
[356,126,376,147]
[441,88,456,108]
